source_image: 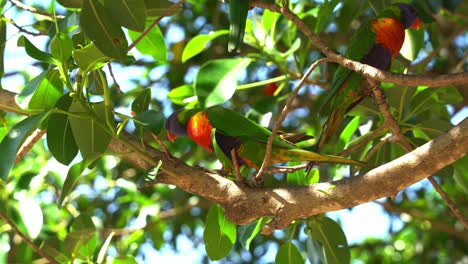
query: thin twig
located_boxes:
[150,133,172,160]
[368,81,468,229]
[230,149,243,183]
[376,200,468,241]
[0,211,60,264]
[9,0,65,19]
[107,63,123,94]
[127,0,185,51]
[15,129,46,164]
[266,164,308,174]
[254,58,332,181]
[338,125,387,156]
[6,18,45,36]
[250,0,468,87]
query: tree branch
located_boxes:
[250,0,468,87]
[111,117,468,234]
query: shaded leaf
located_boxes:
[47,94,78,165]
[133,110,165,135]
[0,112,49,180]
[131,88,151,114]
[59,157,99,206]
[228,0,249,52]
[144,0,174,16]
[275,242,304,264]
[307,216,350,264]
[80,0,128,60]
[203,204,236,260]
[68,100,113,159]
[105,0,146,32]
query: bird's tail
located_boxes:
[275,148,365,167]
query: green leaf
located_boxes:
[113,256,138,264]
[453,156,468,194]
[104,0,146,32]
[144,0,173,17]
[315,0,340,33]
[400,28,424,61]
[133,110,165,135]
[17,36,56,65]
[195,58,251,107]
[275,242,304,264]
[128,23,166,62]
[0,112,49,180]
[97,232,114,264]
[47,94,78,165]
[28,69,64,112]
[86,69,107,95]
[167,84,196,106]
[66,214,98,259]
[80,0,128,60]
[238,217,269,250]
[287,164,319,186]
[203,204,236,261]
[228,0,249,52]
[73,43,110,72]
[68,100,113,159]
[182,30,229,63]
[57,0,82,8]
[338,116,360,150]
[131,88,151,114]
[51,32,73,64]
[307,216,350,264]
[59,157,99,206]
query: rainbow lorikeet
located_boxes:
[315,3,421,152]
[165,106,364,170]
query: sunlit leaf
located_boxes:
[401,28,424,61]
[128,23,166,62]
[195,58,251,107]
[17,36,55,65]
[73,43,110,72]
[28,69,64,112]
[182,30,229,63]
[239,217,269,250]
[167,84,196,106]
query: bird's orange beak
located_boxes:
[167,131,177,142]
[411,17,421,30]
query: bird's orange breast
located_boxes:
[371,18,405,58]
[187,112,214,152]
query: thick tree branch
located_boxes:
[250,0,468,87]
[110,118,468,234]
[1,89,466,234]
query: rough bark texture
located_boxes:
[109,117,468,234]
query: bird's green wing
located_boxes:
[206,106,294,149]
[319,22,376,112]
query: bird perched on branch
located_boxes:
[165,106,364,171]
[312,3,421,156]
